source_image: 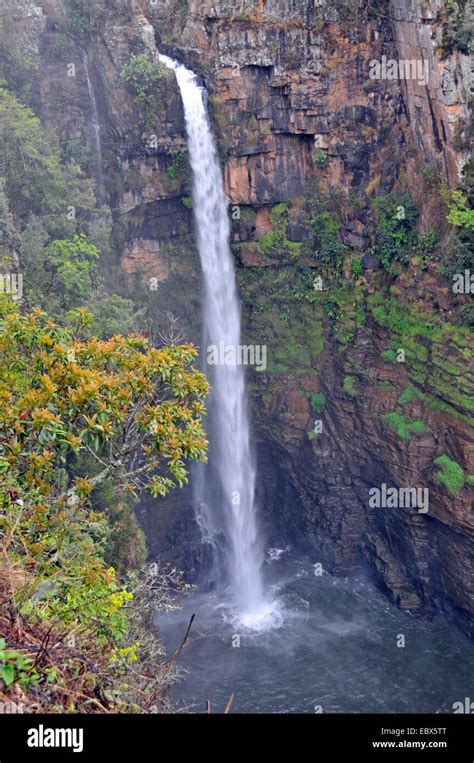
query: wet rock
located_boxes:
[361,253,380,270]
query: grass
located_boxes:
[434,455,465,496]
[310,393,326,415]
[381,411,427,440]
[398,386,423,406]
[381,349,398,364]
[343,375,357,396]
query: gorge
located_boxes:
[0,0,472,717]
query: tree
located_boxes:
[0,299,208,711]
[0,90,105,242]
[120,55,166,107]
[447,190,474,231]
[0,300,208,501]
[47,234,100,298]
[0,88,66,222]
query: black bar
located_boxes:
[0,713,472,761]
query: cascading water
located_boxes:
[81,48,104,200]
[159,55,278,629]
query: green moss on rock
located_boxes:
[434,455,465,496]
[381,411,427,440]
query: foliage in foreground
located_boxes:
[0,300,208,712]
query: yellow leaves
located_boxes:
[68,306,94,330]
[74,477,93,497]
[29,541,45,555]
[79,382,100,398]
[31,503,49,528]
[23,389,42,407]
[67,378,101,406]
[31,408,61,425]
[66,388,81,406]
[66,434,82,453]
[27,450,54,475]
[107,589,133,612]
[75,307,93,318]
[40,374,57,395]
[1,302,208,515]
[38,334,53,347]
[0,389,13,405]
[110,641,140,665]
[98,420,113,437]
[38,350,54,370]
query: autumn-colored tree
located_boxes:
[0,298,208,711]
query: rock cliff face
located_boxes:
[10,1,473,633]
[144,0,473,634]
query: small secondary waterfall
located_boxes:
[81,48,104,200]
[159,55,276,627]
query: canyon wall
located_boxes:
[6,0,473,633]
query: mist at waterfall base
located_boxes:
[159,54,279,631]
[156,555,474,713]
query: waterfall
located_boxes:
[159,55,277,628]
[81,48,104,200]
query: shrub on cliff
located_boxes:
[311,393,326,415]
[256,203,303,263]
[120,55,166,108]
[434,455,465,496]
[382,412,427,440]
[372,192,419,276]
[441,0,474,54]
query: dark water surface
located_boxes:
[155,556,474,713]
